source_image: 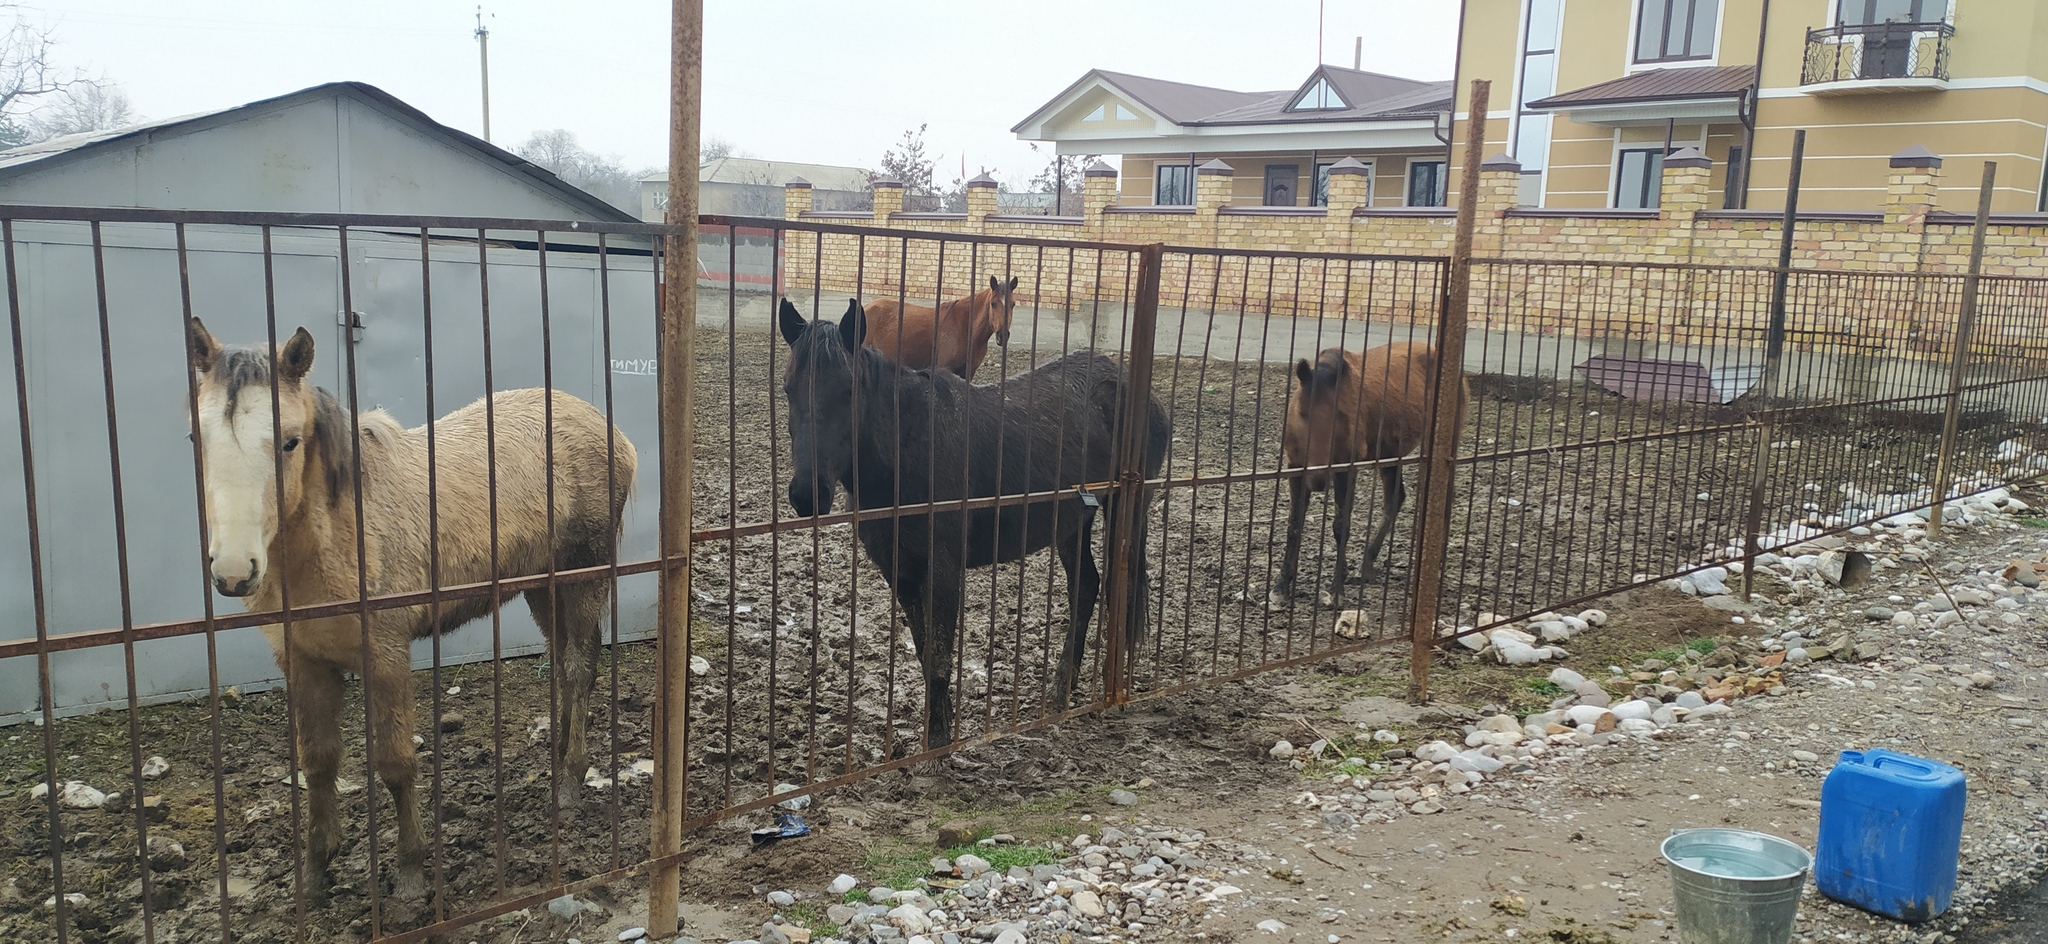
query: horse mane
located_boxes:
[213,344,358,506]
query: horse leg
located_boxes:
[894,564,959,750]
[1358,465,1406,582]
[366,642,428,901]
[1053,512,1100,709]
[525,583,603,810]
[1270,475,1310,606]
[290,658,345,905]
[1326,470,1358,605]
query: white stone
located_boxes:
[1674,691,1707,710]
[1652,706,1681,726]
[1270,740,1295,760]
[1257,919,1288,933]
[618,930,648,943]
[995,930,1028,944]
[1617,718,1660,736]
[58,781,105,809]
[1372,729,1400,743]
[1791,750,1820,763]
[1478,714,1521,734]
[1610,700,1654,722]
[1565,705,1612,726]
[1548,667,1587,689]
[828,874,858,895]
[1579,608,1609,627]
[888,903,933,934]
[140,756,170,779]
[1450,751,1505,774]
[1414,741,1460,764]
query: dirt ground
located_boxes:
[2,305,2039,943]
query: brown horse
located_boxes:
[1273,341,1466,606]
[861,275,1019,380]
[186,319,636,902]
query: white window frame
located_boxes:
[1626,0,1728,72]
[1606,126,1707,209]
[1405,160,1448,207]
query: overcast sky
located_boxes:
[38,1,1458,187]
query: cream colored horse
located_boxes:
[186,318,636,902]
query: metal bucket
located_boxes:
[1662,828,1813,944]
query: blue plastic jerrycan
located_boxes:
[1814,748,1967,922]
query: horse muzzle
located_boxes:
[787,481,833,518]
[995,328,1010,346]
[210,557,260,597]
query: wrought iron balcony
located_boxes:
[1802,21,1953,93]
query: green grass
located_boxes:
[856,837,1064,896]
[1646,636,1720,664]
[1296,731,1397,779]
[1522,678,1566,698]
[942,842,1062,872]
[780,902,838,939]
[2020,516,2048,529]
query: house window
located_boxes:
[1082,102,1138,122]
[1263,165,1300,206]
[1312,163,1334,207]
[1615,148,1664,209]
[1155,163,1193,205]
[1289,77,1346,111]
[1837,0,1936,24]
[1636,0,1719,62]
[1407,161,1447,207]
[1723,145,1745,209]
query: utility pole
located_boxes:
[475,7,492,142]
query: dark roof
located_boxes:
[1014,65,1450,133]
[1527,65,1756,110]
[0,81,638,222]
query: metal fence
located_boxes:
[5,172,2047,943]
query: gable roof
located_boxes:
[0,81,638,222]
[1014,65,1449,134]
[1528,64,1756,110]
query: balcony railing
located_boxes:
[1801,21,1953,89]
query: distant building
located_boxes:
[640,157,872,221]
[1013,65,1455,209]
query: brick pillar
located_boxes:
[1196,159,1233,249]
[1660,147,1712,220]
[783,177,814,295]
[1082,159,1117,219]
[1886,145,1942,225]
[784,176,812,218]
[871,177,903,221]
[1324,156,1370,256]
[966,172,998,230]
[1473,154,1519,256]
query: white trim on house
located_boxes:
[1049,120,1444,157]
[1548,97,1746,126]
[1756,76,2048,98]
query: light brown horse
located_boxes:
[861,275,1019,380]
[186,319,636,902]
[1273,340,1467,606]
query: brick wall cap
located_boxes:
[1326,156,1370,176]
[1196,158,1235,176]
[1083,159,1118,177]
[1664,147,1711,169]
[871,177,904,189]
[1479,153,1521,173]
[1890,145,1942,169]
[784,176,812,189]
[966,173,998,188]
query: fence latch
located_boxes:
[337,309,366,343]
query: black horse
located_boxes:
[779,297,1171,748]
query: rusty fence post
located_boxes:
[1742,129,1804,601]
[1405,79,1488,705]
[1101,243,1164,706]
[1929,161,1998,536]
[648,0,700,935]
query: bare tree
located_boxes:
[0,6,88,147]
[1028,144,1099,216]
[872,124,937,197]
[515,128,652,213]
[28,82,136,141]
[701,135,741,162]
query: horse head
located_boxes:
[981,275,1019,347]
[186,318,341,598]
[779,296,867,517]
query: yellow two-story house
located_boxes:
[1453,0,2048,212]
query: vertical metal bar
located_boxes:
[536,228,564,887]
[1100,243,1162,706]
[171,223,235,942]
[476,227,508,900]
[336,224,384,940]
[1405,78,1488,704]
[1744,129,1803,585]
[417,226,448,920]
[258,227,309,938]
[597,231,624,869]
[1930,161,1999,534]
[649,0,702,931]
[86,220,156,944]
[6,220,69,944]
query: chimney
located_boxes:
[1353,37,1362,70]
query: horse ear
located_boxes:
[989,275,1001,294]
[1294,358,1314,390]
[1005,275,1019,292]
[838,297,867,350]
[187,318,220,372]
[278,327,316,382]
[778,298,807,346]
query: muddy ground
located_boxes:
[0,305,2034,943]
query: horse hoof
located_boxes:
[393,869,428,902]
[1266,589,1292,610]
